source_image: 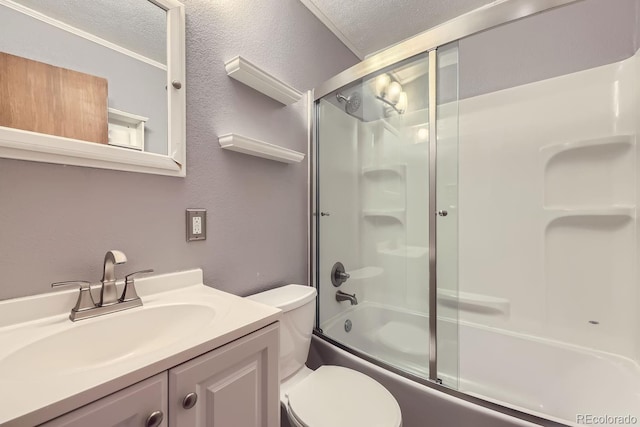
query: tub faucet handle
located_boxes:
[331,262,350,287]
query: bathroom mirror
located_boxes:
[0,0,186,177]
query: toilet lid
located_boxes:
[287,365,402,427]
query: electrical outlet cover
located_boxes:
[186,209,206,241]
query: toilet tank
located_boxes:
[247,285,317,380]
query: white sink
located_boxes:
[0,269,281,426]
[0,303,216,380]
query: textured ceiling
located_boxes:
[15,0,166,64]
[300,0,494,58]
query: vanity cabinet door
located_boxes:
[40,373,168,427]
[168,322,279,427]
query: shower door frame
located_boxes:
[309,1,579,425]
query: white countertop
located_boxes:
[0,269,281,426]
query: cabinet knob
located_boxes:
[172,80,182,89]
[145,410,164,427]
[182,392,198,409]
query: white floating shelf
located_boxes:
[225,56,303,105]
[544,205,635,222]
[218,133,305,164]
[540,134,634,164]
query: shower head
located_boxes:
[336,92,362,115]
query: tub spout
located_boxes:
[336,290,358,305]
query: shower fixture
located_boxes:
[336,91,362,115]
[374,73,407,114]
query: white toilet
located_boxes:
[247,284,402,427]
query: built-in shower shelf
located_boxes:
[361,164,406,177]
[362,209,406,224]
[348,266,384,280]
[218,133,305,163]
[378,245,428,258]
[438,289,510,315]
[540,134,634,164]
[543,206,635,221]
[224,56,303,105]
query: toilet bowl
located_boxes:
[247,284,402,427]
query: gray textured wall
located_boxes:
[459,0,639,99]
[0,4,168,154]
[0,0,357,301]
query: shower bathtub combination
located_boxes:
[322,304,640,425]
[310,1,640,426]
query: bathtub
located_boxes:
[319,302,640,426]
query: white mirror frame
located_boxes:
[0,0,186,177]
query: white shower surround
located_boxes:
[318,47,640,423]
[458,49,639,361]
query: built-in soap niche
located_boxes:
[544,214,635,354]
[361,219,405,251]
[542,135,635,207]
[361,164,406,211]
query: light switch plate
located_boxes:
[186,209,206,241]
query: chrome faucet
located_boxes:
[51,250,153,321]
[100,250,127,306]
[336,290,358,305]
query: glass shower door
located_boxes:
[434,43,460,388]
[316,51,458,383]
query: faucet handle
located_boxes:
[51,281,96,313]
[121,269,154,302]
[52,280,91,290]
[125,269,154,281]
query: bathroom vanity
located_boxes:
[0,269,281,427]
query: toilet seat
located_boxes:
[286,365,402,427]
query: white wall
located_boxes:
[458,52,638,359]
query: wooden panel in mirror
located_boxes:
[0,52,108,145]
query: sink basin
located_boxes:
[0,269,282,426]
[0,303,215,380]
